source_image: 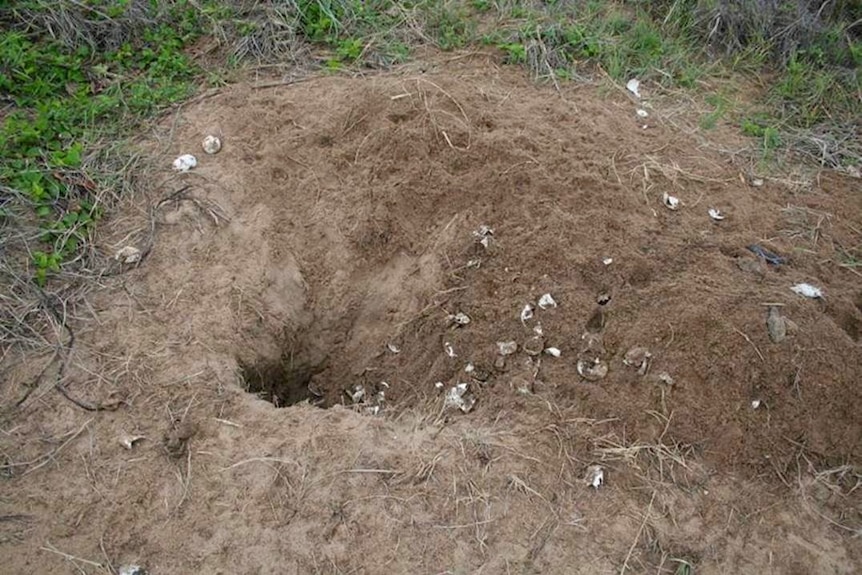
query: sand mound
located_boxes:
[2,57,860,573]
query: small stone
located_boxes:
[766,306,786,343]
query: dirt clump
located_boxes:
[1,56,860,573]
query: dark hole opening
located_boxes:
[239,355,327,408]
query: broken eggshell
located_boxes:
[115,245,142,264]
[450,312,471,326]
[444,342,457,358]
[662,192,680,211]
[172,154,197,172]
[444,383,476,413]
[544,347,561,357]
[577,358,608,381]
[585,465,605,489]
[623,346,652,375]
[520,303,534,323]
[708,208,725,221]
[119,435,145,450]
[626,78,641,98]
[791,283,823,299]
[523,335,544,357]
[537,293,557,310]
[202,135,222,154]
[497,341,518,356]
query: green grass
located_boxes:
[0,1,207,285]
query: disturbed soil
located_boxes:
[1,55,861,573]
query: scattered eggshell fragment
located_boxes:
[434,381,444,390]
[626,78,641,98]
[586,465,604,489]
[544,347,561,357]
[119,566,148,575]
[387,343,401,354]
[708,208,725,221]
[497,341,518,356]
[510,376,533,395]
[444,342,457,358]
[115,245,142,264]
[466,259,481,269]
[636,109,649,118]
[533,323,544,336]
[472,225,494,249]
[623,346,652,375]
[520,304,534,323]
[791,283,823,299]
[202,135,222,154]
[119,435,145,450]
[172,154,197,172]
[662,192,680,211]
[346,384,366,404]
[657,372,674,386]
[445,383,476,413]
[523,335,544,357]
[451,312,471,326]
[577,358,608,381]
[538,293,557,310]
[751,399,762,410]
[464,362,475,373]
[602,257,613,266]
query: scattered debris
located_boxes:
[623,346,652,375]
[636,109,648,118]
[202,135,222,155]
[585,465,604,489]
[751,399,762,410]
[172,154,197,172]
[497,341,518,356]
[115,246,142,264]
[444,383,476,413]
[119,435,145,450]
[119,566,148,575]
[766,306,787,343]
[510,376,532,395]
[466,259,482,269]
[523,335,544,357]
[464,362,474,373]
[538,293,557,310]
[580,332,605,355]
[450,312,471,326]
[791,283,823,299]
[585,307,605,333]
[596,293,611,306]
[750,177,764,187]
[602,257,613,266]
[472,225,494,249]
[533,323,544,336]
[494,355,507,371]
[708,208,725,221]
[577,358,608,381]
[346,384,366,404]
[747,245,786,266]
[470,366,491,382]
[434,381,444,390]
[662,192,680,211]
[520,303,534,323]
[444,342,457,358]
[626,78,641,98]
[387,343,401,354]
[656,372,674,386]
[544,347,561,357]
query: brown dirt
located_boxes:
[2,55,861,573]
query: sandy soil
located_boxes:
[1,55,860,574]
